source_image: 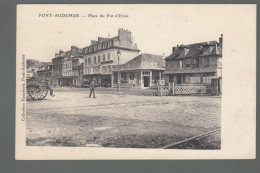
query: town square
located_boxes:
[25,27,223,149]
[26,87,221,149]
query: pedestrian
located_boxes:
[89,79,96,98]
[46,80,55,97]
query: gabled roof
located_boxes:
[120,53,165,71]
[166,41,222,60]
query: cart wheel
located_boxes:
[27,83,48,100]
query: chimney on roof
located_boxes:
[118,28,132,41]
[219,34,223,49]
[71,46,78,55]
[59,50,63,54]
[172,47,177,53]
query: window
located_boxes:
[190,76,201,83]
[204,58,209,67]
[129,72,134,80]
[203,76,211,84]
[179,60,183,68]
[186,59,191,67]
[193,58,199,67]
[142,71,150,76]
[94,56,96,64]
[103,54,105,62]
[102,66,107,73]
[88,57,91,64]
[108,65,111,73]
[108,53,111,60]
[98,55,101,63]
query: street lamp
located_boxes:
[117,49,121,92]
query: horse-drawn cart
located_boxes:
[26,78,50,101]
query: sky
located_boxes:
[17,4,254,62]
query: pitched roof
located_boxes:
[166,41,222,60]
[90,36,119,46]
[120,53,165,71]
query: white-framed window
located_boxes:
[190,76,201,83]
[108,53,111,60]
[203,76,211,84]
[103,54,105,62]
[178,60,183,68]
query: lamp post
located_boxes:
[117,49,121,92]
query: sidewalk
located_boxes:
[54,86,156,96]
[53,86,222,98]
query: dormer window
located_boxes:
[209,46,214,52]
[184,48,189,56]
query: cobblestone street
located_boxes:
[26,88,221,148]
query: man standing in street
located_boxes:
[46,79,55,97]
[89,79,96,98]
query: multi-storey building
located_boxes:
[116,53,165,89]
[37,62,53,83]
[82,28,140,87]
[72,48,84,87]
[52,50,66,87]
[61,46,83,86]
[164,34,223,93]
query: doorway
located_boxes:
[177,76,181,84]
[144,76,149,87]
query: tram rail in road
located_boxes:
[161,128,221,149]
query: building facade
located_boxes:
[82,28,140,87]
[115,53,165,89]
[164,35,223,92]
[72,48,84,87]
[37,62,53,82]
[52,50,66,87]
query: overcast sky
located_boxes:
[17,4,254,62]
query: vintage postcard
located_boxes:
[16,4,256,159]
